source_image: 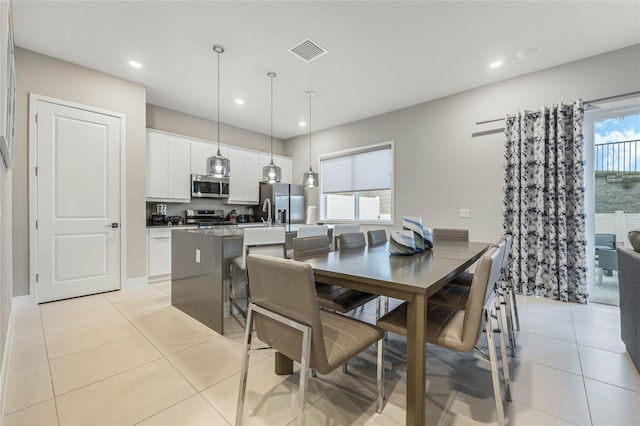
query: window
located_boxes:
[320,142,393,223]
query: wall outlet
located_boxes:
[195,249,201,263]
[460,209,470,218]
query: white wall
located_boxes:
[146,104,285,156]
[285,45,640,242]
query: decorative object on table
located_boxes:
[423,227,434,250]
[261,72,281,183]
[389,230,416,255]
[302,91,319,187]
[206,45,231,178]
[403,216,425,252]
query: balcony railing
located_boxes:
[595,139,640,174]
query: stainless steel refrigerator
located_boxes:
[259,182,305,226]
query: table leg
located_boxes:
[406,293,426,425]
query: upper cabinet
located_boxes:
[228,147,260,204]
[146,129,294,203]
[146,130,191,202]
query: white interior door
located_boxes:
[36,100,121,303]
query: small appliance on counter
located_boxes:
[150,214,166,226]
[166,215,183,226]
[185,209,227,227]
[150,203,168,225]
[236,214,255,223]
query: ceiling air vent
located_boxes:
[289,38,327,63]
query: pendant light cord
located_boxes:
[216,48,221,152]
[270,74,274,162]
[308,93,312,167]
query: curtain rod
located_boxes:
[475,90,640,126]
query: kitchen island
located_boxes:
[171,226,296,335]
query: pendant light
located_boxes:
[206,45,231,177]
[262,72,282,183]
[303,91,318,187]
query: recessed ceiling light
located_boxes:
[517,47,542,59]
[235,99,245,105]
[128,60,142,69]
[299,121,307,127]
[489,60,503,69]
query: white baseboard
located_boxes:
[124,276,149,290]
[147,274,170,284]
[0,299,16,424]
[12,295,31,310]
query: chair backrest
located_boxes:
[333,224,360,249]
[297,225,329,238]
[459,245,502,351]
[337,232,366,251]
[501,234,513,279]
[293,235,331,260]
[367,230,388,246]
[595,233,616,249]
[433,228,469,242]
[246,254,330,371]
[242,227,286,266]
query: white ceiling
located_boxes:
[12,1,640,140]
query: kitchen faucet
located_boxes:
[261,198,272,226]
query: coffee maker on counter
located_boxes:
[151,203,167,225]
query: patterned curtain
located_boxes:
[503,100,587,303]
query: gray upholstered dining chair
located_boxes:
[294,235,378,315]
[376,245,511,426]
[236,254,385,426]
[367,229,388,246]
[332,224,360,250]
[294,234,382,370]
[429,235,518,356]
[432,228,469,241]
[286,225,330,258]
[336,231,366,251]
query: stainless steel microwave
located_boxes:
[191,174,230,199]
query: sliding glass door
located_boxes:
[585,99,640,305]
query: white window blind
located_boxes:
[321,145,392,193]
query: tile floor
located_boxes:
[4,282,639,425]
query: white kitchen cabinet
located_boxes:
[146,130,191,202]
[146,131,170,199]
[148,228,172,280]
[228,147,260,204]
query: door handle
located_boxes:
[108,223,119,228]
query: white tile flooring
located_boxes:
[4,281,639,425]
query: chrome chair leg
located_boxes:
[485,309,506,426]
[298,324,312,426]
[494,298,511,401]
[511,281,520,331]
[376,337,385,413]
[235,305,255,426]
[503,286,516,355]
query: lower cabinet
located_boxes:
[148,228,172,281]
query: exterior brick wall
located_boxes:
[595,173,640,213]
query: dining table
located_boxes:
[299,238,492,426]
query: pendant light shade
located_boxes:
[262,72,281,183]
[303,91,318,187]
[207,45,231,177]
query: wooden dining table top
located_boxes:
[301,239,491,300]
